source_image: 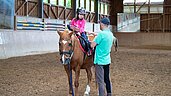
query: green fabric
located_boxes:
[94,29,114,65]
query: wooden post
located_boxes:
[26,0,28,16]
[134,0,136,13]
[147,0,150,32]
[94,0,99,23]
[14,15,17,31]
[110,0,123,26]
[38,0,43,18]
[72,0,77,18]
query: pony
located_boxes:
[57,30,94,96]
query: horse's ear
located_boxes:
[57,30,62,36]
[68,31,73,37]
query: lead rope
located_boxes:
[68,52,74,96]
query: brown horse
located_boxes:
[57,30,94,96]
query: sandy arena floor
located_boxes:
[0,47,171,96]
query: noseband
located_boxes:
[59,40,74,65]
[60,50,73,57]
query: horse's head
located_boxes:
[57,30,74,65]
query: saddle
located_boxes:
[76,34,89,53]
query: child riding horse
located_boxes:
[57,30,95,96]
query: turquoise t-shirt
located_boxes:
[94,29,115,65]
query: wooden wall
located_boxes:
[140,14,163,32]
[15,0,99,22]
[43,4,73,20]
[115,32,171,49]
[140,14,171,32]
[140,0,171,32]
[15,0,39,17]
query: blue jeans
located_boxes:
[81,32,89,44]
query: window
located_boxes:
[80,0,84,8]
[43,0,49,3]
[105,4,108,15]
[86,0,90,11]
[98,2,100,13]
[76,0,79,9]
[91,0,94,12]
[0,0,14,29]
[124,0,164,13]
[101,3,104,14]
[50,0,57,5]
[58,0,64,6]
[66,0,71,8]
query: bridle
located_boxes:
[59,38,75,96]
[59,39,74,65]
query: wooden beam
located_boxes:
[134,0,136,13]
[147,0,150,32]
[43,9,49,17]
[90,14,95,22]
[26,1,28,16]
[136,1,147,13]
[65,10,72,20]
[38,0,43,18]
[94,0,99,23]
[51,6,58,19]
[110,0,123,25]
[72,0,77,18]
[59,8,65,18]
[15,1,26,14]
[28,3,38,16]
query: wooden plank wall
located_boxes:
[140,14,163,32]
[15,0,38,17]
[140,14,171,32]
[15,0,98,22]
[140,0,171,32]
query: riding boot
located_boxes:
[87,43,92,56]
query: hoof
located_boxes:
[84,92,90,96]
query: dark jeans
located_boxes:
[103,64,112,94]
[81,32,89,43]
[81,32,91,52]
[95,64,112,96]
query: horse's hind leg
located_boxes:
[64,65,72,95]
[84,67,92,95]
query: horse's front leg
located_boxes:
[64,65,72,95]
[84,67,92,96]
[74,66,81,96]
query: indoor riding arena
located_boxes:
[0,0,171,96]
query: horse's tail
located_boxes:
[113,38,118,52]
[115,38,118,51]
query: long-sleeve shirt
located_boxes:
[70,18,86,33]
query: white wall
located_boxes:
[0,30,59,59]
